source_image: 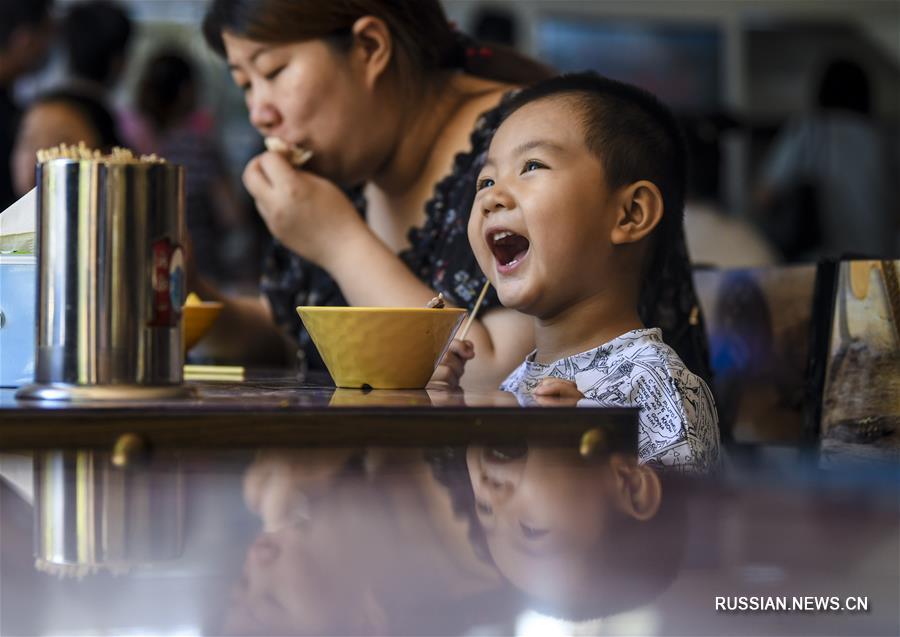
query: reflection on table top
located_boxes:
[0,369,639,449]
[0,445,897,637]
[1,369,516,411]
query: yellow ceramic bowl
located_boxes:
[296,306,467,389]
[183,302,224,353]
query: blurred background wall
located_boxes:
[442,0,899,220]
[13,0,899,277]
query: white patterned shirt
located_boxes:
[500,328,720,473]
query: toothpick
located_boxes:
[458,281,490,341]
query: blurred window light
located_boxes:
[536,17,722,111]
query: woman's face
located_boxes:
[224,524,374,634]
[222,30,394,186]
[225,464,384,635]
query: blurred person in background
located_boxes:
[195,0,710,389]
[11,89,120,196]
[0,0,54,208]
[471,6,518,48]
[58,0,131,116]
[125,48,248,285]
[8,0,130,197]
[682,113,778,268]
[756,57,896,261]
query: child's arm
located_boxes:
[429,340,475,390]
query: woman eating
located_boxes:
[196,0,710,389]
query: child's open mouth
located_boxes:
[488,229,530,273]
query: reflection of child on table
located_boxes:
[465,443,687,622]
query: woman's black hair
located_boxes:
[201,0,553,88]
[423,446,493,565]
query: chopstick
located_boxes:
[184,364,245,381]
[458,281,491,341]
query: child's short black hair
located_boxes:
[500,71,688,262]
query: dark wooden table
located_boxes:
[1,372,897,636]
[0,369,638,450]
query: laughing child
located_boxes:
[463,72,719,473]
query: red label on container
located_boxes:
[149,238,183,327]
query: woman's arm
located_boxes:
[244,152,533,387]
[329,228,533,389]
[188,270,296,366]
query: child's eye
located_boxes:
[520,522,549,539]
[476,177,495,191]
[521,159,546,173]
[475,500,493,516]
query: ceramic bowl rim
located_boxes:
[296,306,466,315]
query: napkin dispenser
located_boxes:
[0,188,37,387]
[0,254,36,386]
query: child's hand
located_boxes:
[428,339,474,390]
[533,377,584,406]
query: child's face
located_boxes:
[466,445,617,602]
[468,97,620,318]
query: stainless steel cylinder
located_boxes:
[16,158,190,400]
[33,450,184,577]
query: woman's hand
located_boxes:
[532,377,584,406]
[243,151,368,268]
[428,339,475,390]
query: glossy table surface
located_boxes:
[0,370,637,449]
[0,372,898,636]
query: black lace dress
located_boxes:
[259,97,712,383]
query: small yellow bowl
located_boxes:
[183,302,224,353]
[296,306,467,389]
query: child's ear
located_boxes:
[610,181,664,246]
[609,454,663,521]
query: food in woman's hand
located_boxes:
[185,292,202,306]
[264,136,313,168]
[426,293,445,309]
